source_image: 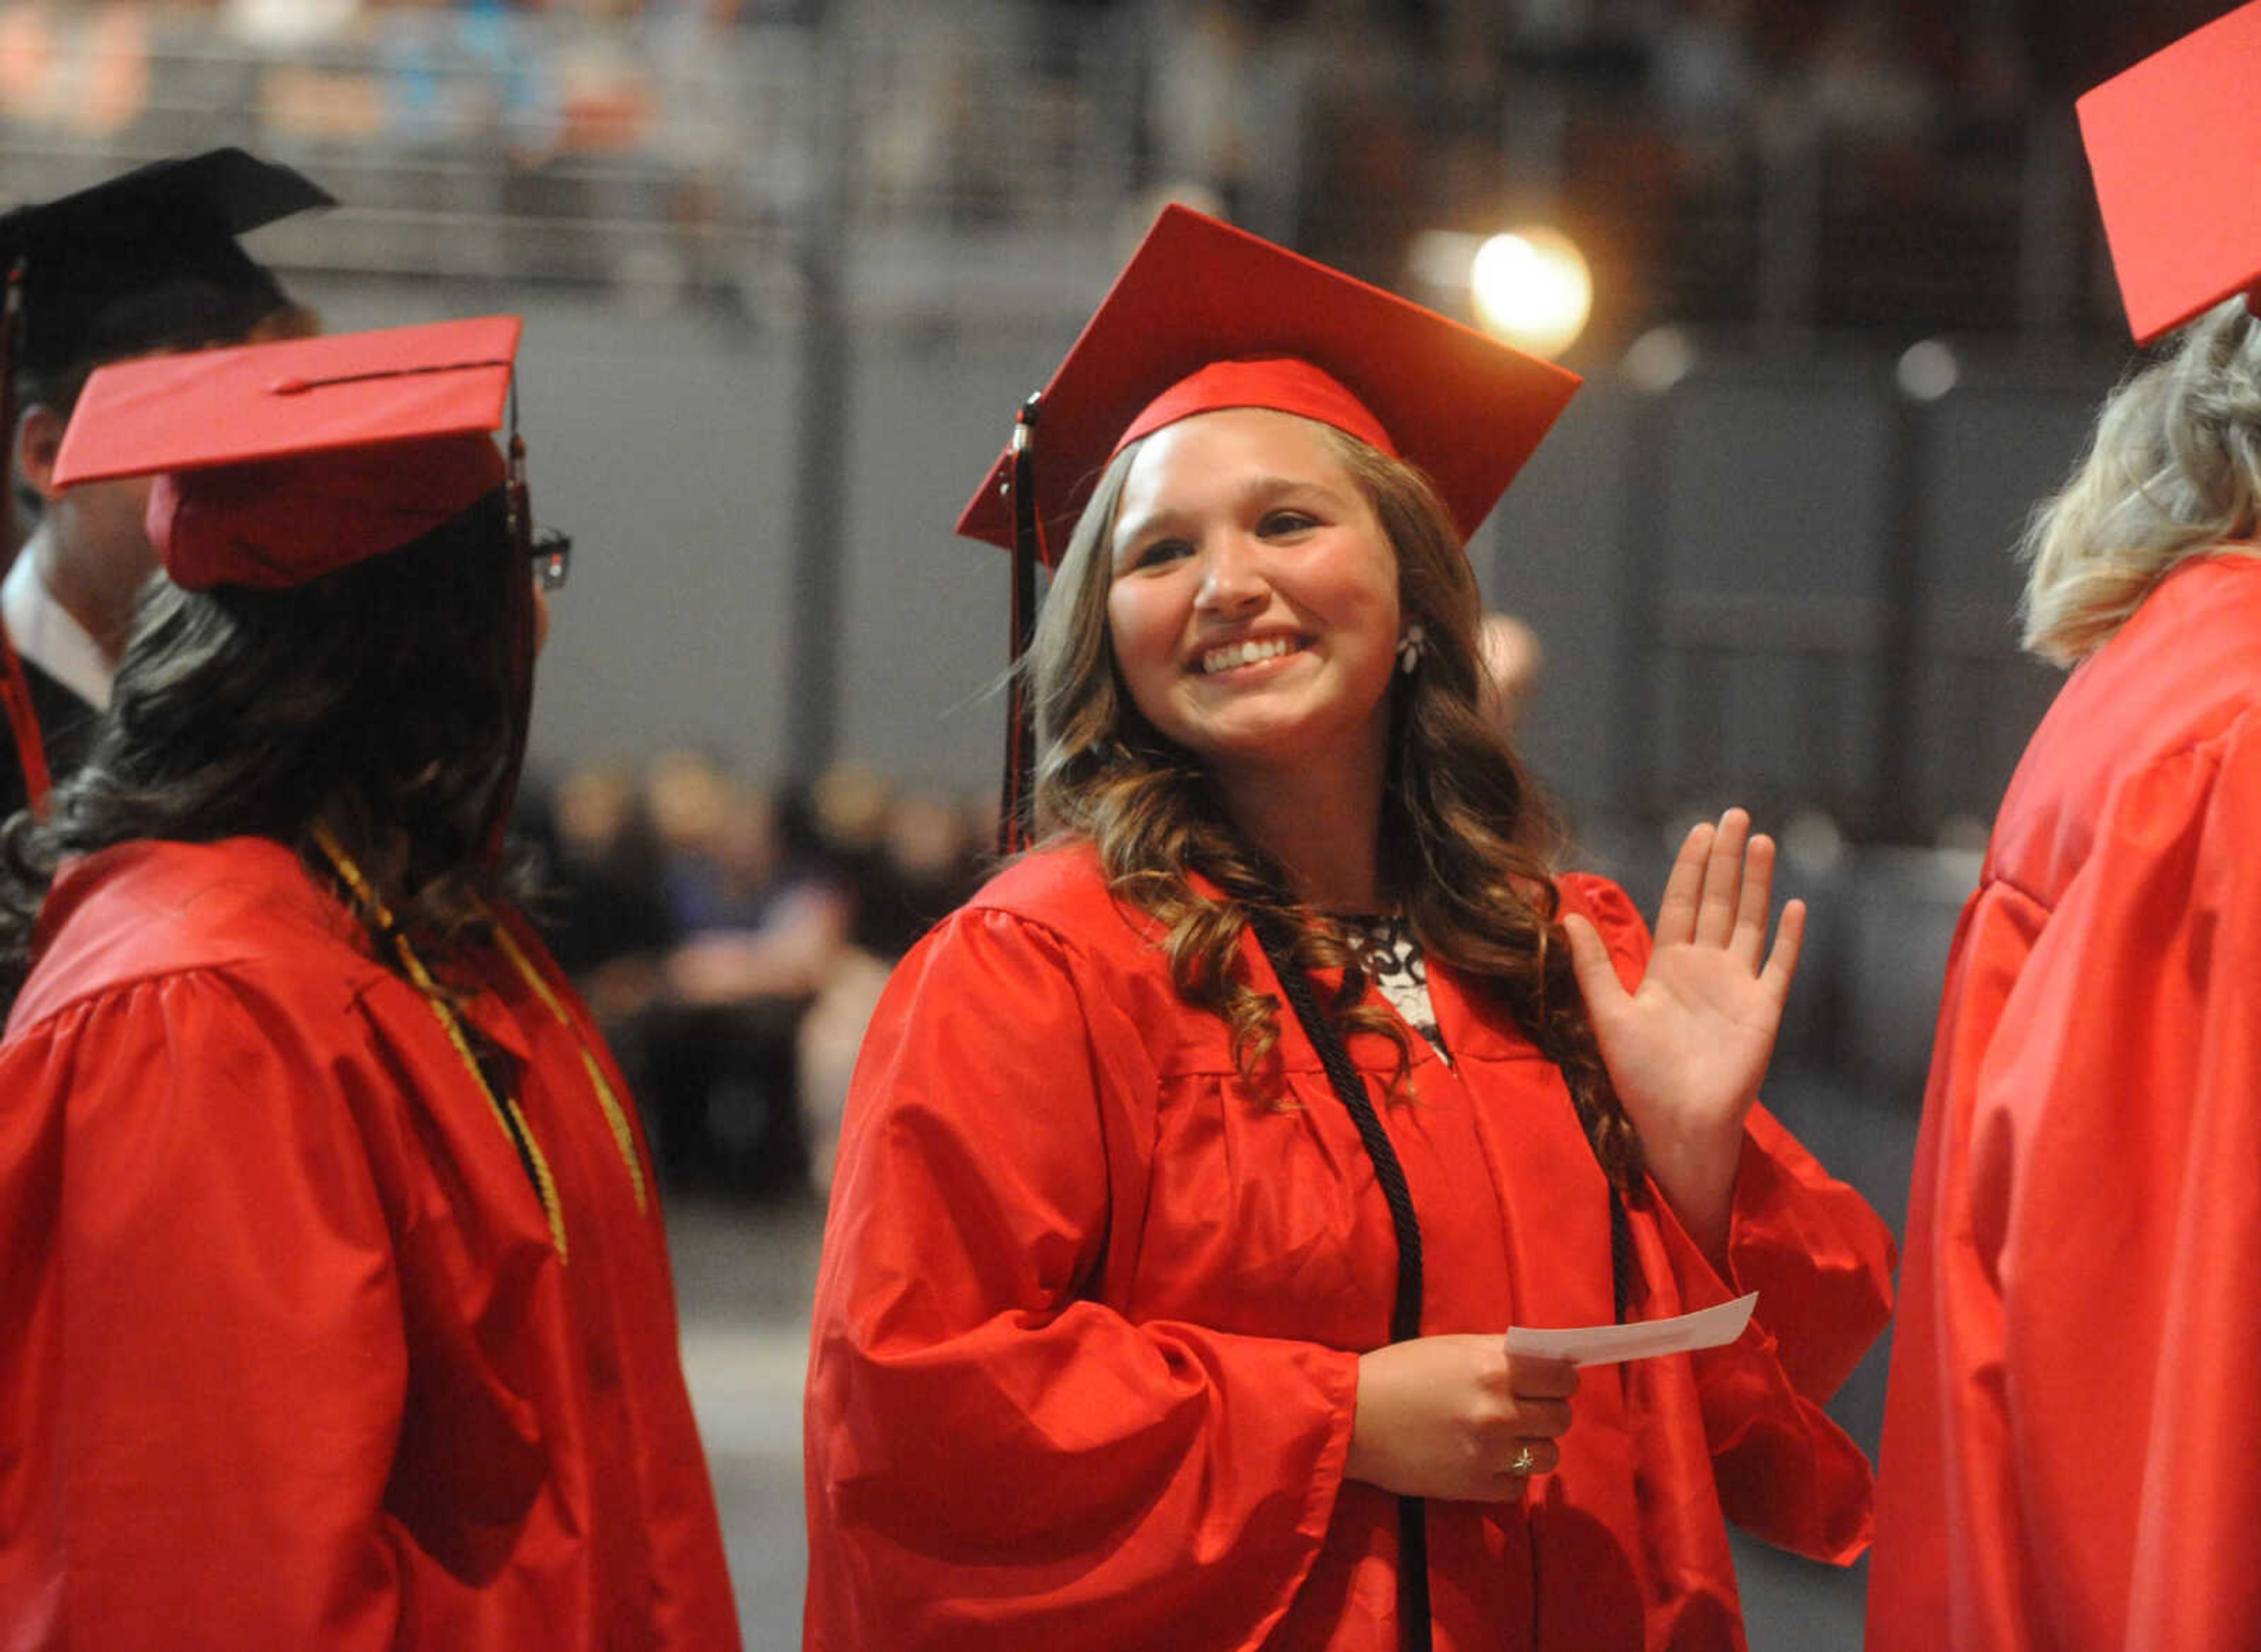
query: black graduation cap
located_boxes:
[1,147,333,389]
[0,147,332,820]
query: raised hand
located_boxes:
[1560,808,1805,1262]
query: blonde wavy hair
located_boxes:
[2021,296,2261,665]
[1024,420,1640,1193]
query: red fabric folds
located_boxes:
[805,848,1894,1650]
[0,837,740,1650]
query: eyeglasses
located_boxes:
[530,528,572,593]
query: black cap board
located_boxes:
[1,147,333,388]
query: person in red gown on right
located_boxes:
[1869,6,2261,1646]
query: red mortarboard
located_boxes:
[51,316,521,591]
[2076,1,2261,346]
[957,204,1582,556]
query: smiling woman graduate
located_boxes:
[0,320,740,1650]
[801,206,1894,1652]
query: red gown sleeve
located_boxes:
[1559,872,1896,1565]
[0,972,412,1650]
[1872,718,2261,1651]
[803,905,1361,1651]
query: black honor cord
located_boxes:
[1249,912,1433,1652]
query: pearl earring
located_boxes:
[1396,622,1427,675]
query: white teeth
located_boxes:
[1202,636,1295,674]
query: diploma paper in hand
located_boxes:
[1504,1292,1758,1367]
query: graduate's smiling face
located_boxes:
[1103,407,1402,791]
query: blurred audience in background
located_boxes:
[2,0,2209,1208]
[0,0,2184,339]
[519,751,987,1200]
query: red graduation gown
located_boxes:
[804,846,1892,1650]
[1871,553,2261,1650]
[0,837,741,1650]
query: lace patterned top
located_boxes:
[1340,913,1449,1062]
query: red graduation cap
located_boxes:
[957,204,1582,851]
[2076,0,2261,345]
[52,315,522,591]
[958,204,1582,556]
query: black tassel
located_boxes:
[997,392,1043,855]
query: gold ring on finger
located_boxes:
[1508,1444,1537,1477]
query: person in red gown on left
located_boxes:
[0,319,741,1649]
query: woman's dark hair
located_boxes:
[0,487,531,1009]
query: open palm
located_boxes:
[1562,809,1804,1253]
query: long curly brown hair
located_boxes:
[1026,420,1641,1193]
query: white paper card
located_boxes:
[1504,1292,1758,1367]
